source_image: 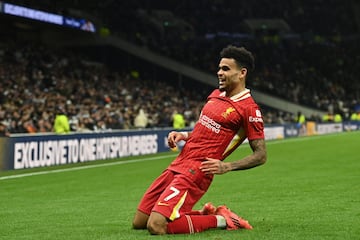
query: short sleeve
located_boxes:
[244,104,265,140]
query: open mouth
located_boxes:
[219,79,225,87]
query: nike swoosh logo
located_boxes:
[157,201,169,206]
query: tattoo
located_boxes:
[250,139,266,156]
[220,161,231,173]
[230,139,267,171]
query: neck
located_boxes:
[225,86,246,98]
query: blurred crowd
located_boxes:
[0,41,206,135]
[61,0,359,119]
[1,0,360,136]
[107,0,360,116]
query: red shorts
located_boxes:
[137,169,212,221]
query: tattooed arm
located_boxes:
[200,139,267,175]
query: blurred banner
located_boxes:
[0,122,359,171]
[0,129,171,170]
[1,2,96,33]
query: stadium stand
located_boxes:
[1,0,360,133]
[0,32,210,133]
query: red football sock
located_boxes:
[183,210,202,215]
[167,215,217,234]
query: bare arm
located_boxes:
[200,139,267,175]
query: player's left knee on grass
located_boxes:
[147,212,168,235]
[132,210,149,229]
[132,220,146,230]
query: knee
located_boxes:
[132,211,149,229]
[147,221,167,235]
[132,220,146,230]
[147,214,168,235]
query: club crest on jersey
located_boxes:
[222,107,235,118]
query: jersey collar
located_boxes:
[219,88,251,102]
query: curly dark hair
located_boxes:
[220,45,255,72]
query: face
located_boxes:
[217,58,247,95]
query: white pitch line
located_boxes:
[0,154,177,181]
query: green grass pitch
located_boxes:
[0,131,359,240]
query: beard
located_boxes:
[218,84,226,92]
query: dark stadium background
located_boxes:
[0,0,359,134]
[1,2,360,239]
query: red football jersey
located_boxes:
[168,89,264,179]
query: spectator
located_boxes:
[0,121,10,137]
[53,106,70,134]
[172,109,186,130]
[322,111,334,122]
[334,112,343,123]
[350,111,359,122]
[134,108,148,128]
[296,111,306,136]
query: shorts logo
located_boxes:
[157,201,169,206]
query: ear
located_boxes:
[239,67,247,79]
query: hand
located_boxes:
[200,158,231,175]
[167,131,187,148]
